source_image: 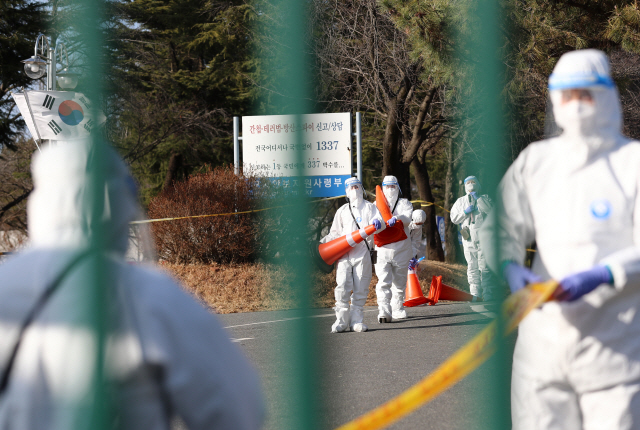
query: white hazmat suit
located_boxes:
[488,49,640,429]
[0,140,264,430]
[322,178,382,333]
[374,176,414,322]
[450,176,494,300]
[409,209,426,259]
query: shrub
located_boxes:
[148,165,342,264]
[149,166,263,263]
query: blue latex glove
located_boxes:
[464,205,475,214]
[469,192,478,200]
[408,258,419,270]
[502,262,542,293]
[388,216,397,227]
[556,266,613,302]
[371,219,382,230]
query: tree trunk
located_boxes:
[444,138,461,264]
[411,157,444,261]
[163,152,182,191]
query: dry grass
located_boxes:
[162,260,472,314]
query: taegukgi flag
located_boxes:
[11,90,106,141]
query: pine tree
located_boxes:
[0,0,44,150]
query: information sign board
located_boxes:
[241,113,352,197]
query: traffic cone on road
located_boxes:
[426,275,480,305]
[315,224,378,266]
[404,266,429,307]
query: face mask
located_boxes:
[347,187,363,205]
[383,186,399,204]
[465,182,477,194]
[554,100,598,136]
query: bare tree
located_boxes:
[0,137,36,249]
[313,0,446,260]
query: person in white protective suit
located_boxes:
[374,176,414,323]
[0,140,264,430]
[409,209,426,260]
[321,177,382,333]
[485,49,640,429]
[450,176,494,301]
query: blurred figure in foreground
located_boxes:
[490,49,640,429]
[0,140,264,429]
[450,176,494,301]
[321,177,382,333]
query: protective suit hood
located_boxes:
[464,176,480,194]
[549,50,622,164]
[345,177,364,207]
[382,175,400,205]
[28,139,139,255]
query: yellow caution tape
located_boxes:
[410,199,450,213]
[130,195,346,225]
[335,280,559,430]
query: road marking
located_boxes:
[469,304,497,319]
[231,337,254,342]
[224,309,377,329]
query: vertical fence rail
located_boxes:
[465,1,510,429]
[259,1,320,429]
[72,2,110,429]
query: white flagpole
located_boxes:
[21,88,42,153]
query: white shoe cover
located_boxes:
[352,323,368,332]
[331,321,348,333]
[377,311,392,323]
[392,309,407,320]
[350,306,367,332]
[331,307,350,333]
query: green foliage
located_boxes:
[379,0,468,86]
[109,0,266,205]
[505,0,640,152]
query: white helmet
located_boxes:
[412,209,426,224]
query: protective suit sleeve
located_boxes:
[597,145,640,290]
[477,195,493,214]
[365,202,383,248]
[410,227,422,257]
[495,150,536,267]
[131,267,264,430]
[600,180,640,290]
[394,199,413,225]
[449,197,468,225]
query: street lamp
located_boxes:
[21,34,79,91]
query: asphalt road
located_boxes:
[180,301,516,430]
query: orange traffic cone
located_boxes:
[404,266,428,307]
[426,275,480,305]
[312,224,378,269]
[375,185,393,221]
[374,185,407,247]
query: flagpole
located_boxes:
[21,88,42,153]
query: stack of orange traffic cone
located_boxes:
[404,265,428,307]
[426,275,480,305]
[311,224,378,273]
